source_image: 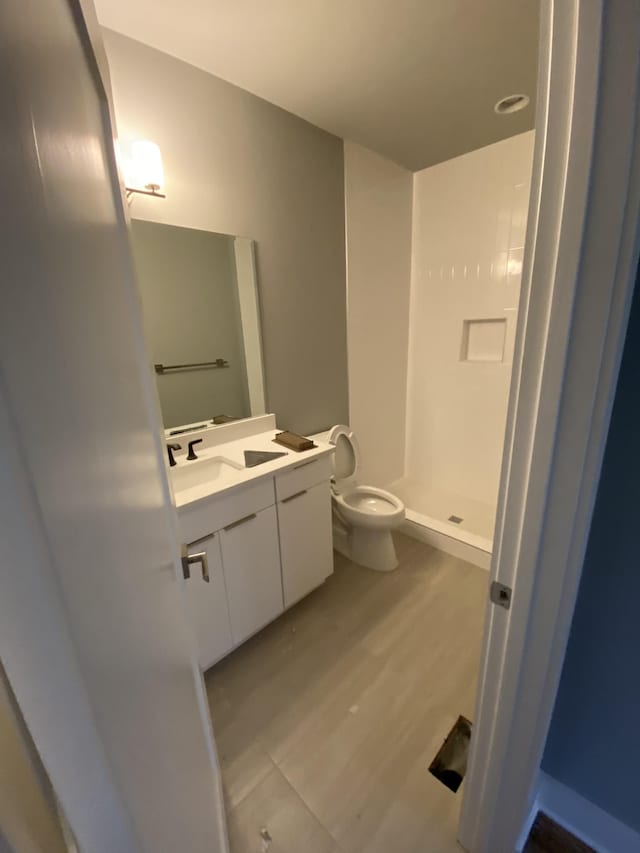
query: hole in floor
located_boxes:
[429,715,472,793]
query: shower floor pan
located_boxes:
[387,478,495,570]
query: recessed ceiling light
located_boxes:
[494,94,530,115]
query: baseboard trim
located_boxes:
[520,772,640,853]
[400,518,491,570]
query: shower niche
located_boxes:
[460,318,507,363]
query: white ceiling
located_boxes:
[95,0,539,171]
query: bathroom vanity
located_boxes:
[171,415,334,670]
[131,221,335,669]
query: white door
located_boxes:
[278,482,334,607]
[185,534,234,669]
[0,1,228,851]
[220,506,283,644]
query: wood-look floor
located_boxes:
[205,533,488,853]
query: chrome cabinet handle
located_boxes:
[223,513,257,532]
[181,545,210,583]
[282,489,307,503]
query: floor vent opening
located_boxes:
[429,715,472,793]
[448,515,464,524]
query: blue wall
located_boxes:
[542,271,640,830]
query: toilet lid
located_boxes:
[328,424,359,481]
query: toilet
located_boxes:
[314,425,405,572]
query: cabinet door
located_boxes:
[278,481,334,608]
[220,506,283,645]
[184,534,233,670]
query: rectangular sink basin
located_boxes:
[170,456,243,491]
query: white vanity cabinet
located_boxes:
[278,482,333,607]
[176,445,334,671]
[220,506,283,645]
[183,534,233,670]
[275,458,334,607]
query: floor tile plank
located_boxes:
[226,767,339,853]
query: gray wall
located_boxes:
[104,29,348,435]
[542,274,640,831]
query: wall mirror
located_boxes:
[130,219,266,433]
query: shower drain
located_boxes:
[448,515,463,524]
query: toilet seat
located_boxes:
[327,424,360,485]
[326,425,405,528]
[334,485,405,529]
[343,486,401,515]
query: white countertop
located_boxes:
[171,427,334,510]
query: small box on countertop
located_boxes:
[273,431,317,452]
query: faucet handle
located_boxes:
[167,442,181,467]
[187,438,204,461]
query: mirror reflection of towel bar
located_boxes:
[154,359,229,374]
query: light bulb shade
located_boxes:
[129,140,164,192]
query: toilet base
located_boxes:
[351,527,398,572]
[333,521,399,572]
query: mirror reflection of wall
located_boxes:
[130,220,265,430]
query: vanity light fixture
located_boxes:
[123,139,166,200]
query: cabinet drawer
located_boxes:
[178,478,275,544]
[275,454,333,502]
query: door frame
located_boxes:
[459,2,640,850]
